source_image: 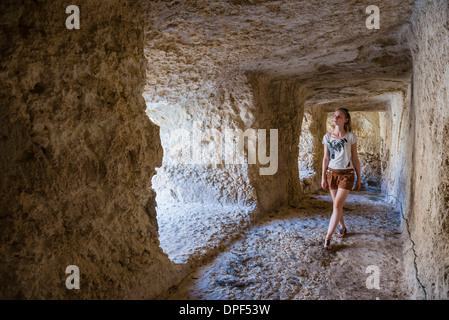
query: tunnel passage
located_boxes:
[144,65,413,268]
[1,0,447,301]
[298,93,410,196]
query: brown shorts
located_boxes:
[327,168,355,190]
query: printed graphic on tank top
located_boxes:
[322,132,358,170]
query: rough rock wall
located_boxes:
[299,105,326,194]
[149,73,258,208]
[377,88,417,299]
[351,112,382,189]
[406,0,449,300]
[380,91,413,201]
[248,72,309,214]
[0,0,179,299]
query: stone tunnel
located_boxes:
[0,0,448,300]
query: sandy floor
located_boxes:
[162,190,410,300]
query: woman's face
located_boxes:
[333,111,348,126]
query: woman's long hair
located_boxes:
[336,108,352,132]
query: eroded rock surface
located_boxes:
[0,0,179,299]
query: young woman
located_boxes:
[321,108,361,250]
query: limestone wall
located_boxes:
[0,0,179,299]
[351,112,382,189]
[147,73,258,209]
[380,91,413,201]
[406,0,449,300]
[246,73,309,214]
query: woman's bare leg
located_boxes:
[330,188,337,202]
[326,188,350,240]
[329,188,346,231]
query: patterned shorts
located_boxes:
[327,168,355,190]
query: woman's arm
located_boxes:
[351,142,361,191]
[322,144,330,190]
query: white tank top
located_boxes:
[322,132,358,170]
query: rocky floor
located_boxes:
[165,190,410,300]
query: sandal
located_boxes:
[336,226,347,238]
[324,238,331,250]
